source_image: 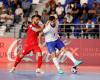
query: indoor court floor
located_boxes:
[0,63,100,80]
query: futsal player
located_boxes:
[43,16,83,74]
[10,15,44,73]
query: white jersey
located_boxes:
[43,22,59,42]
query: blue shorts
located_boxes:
[46,39,65,54]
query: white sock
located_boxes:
[52,57,60,70]
[65,51,77,63]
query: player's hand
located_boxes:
[39,43,42,48]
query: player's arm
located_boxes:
[31,21,45,32]
[38,32,44,48]
[43,25,50,33]
[43,21,51,33]
[31,25,43,32]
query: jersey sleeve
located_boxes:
[56,20,59,28]
[29,25,37,31]
[43,24,51,33]
[38,21,44,28]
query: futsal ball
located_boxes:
[71,67,77,74]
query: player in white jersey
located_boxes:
[43,16,83,74]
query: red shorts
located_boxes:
[21,43,41,55]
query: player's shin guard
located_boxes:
[52,57,64,74]
[14,56,22,67]
[10,56,22,72]
[64,51,77,63]
[64,51,83,67]
[52,57,60,70]
[37,56,42,68]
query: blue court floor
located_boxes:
[0,70,100,80]
[0,63,100,80]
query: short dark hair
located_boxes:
[67,12,71,15]
[31,15,40,19]
[35,10,38,13]
[49,16,55,21]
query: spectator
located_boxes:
[0,2,5,15]
[14,4,23,23]
[50,11,58,19]
[0,9,8,24]
[9,0,18,14]
[88,3,97,19]
[56,0,66,5]
[95,3,100,39]
[6,10,14,32]
[74,25,82,38]
[65,12,73,23]
[60,18,72,38]
[79,19,87,38]
[0,1,3,8]
[94,23,99,39]
[96,4,100,16]
[0,9,1,15]
[1,3,6,10]
[0,9,8,34]
[80,0,88,6]
[81,3,89,11]
[72,3,80,19]
[48,0,56,7]
[86,19,95,39]
[32,0,40,4]
[18,0,23,6]
[45,3,50,13]
[19,16,30,38]
[56,2,64,19]
[0,25,6,36]
[65,4,72,14]
[21,0,31,16]
[97,16,100,24]
[34,11,41,19]
[81,9,88,23]
[41,10,49,24]
[92,3,97,9]
[49,3,56,14]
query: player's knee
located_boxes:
[51,52,56,58]
[37,52,42,56]
[19,54,24,58]
[61,47,66,53]
[15,55,22,62]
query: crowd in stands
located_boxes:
[0,0,100,39]
[42,0,100,39]
[0,0,32,32]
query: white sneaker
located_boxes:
[9,67,15,73]
[36,68,44,74]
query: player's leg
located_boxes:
[9,53,25,72]
[10,48,30,72]
[51,52,64,74]
[35,52,44,73]
[56,39,83,67]
[33,45,44,73]
[61,47,83,67]
[56,39,82,73]
[63,48,82,73]
[37,52,42,69]
[46,42,64,74]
